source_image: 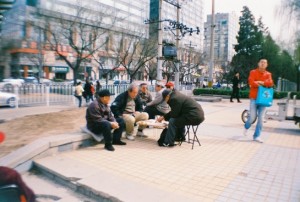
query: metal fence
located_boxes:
[276,77,297,92]
[0,83,194,108]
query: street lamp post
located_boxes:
[297,65,300,92]
[208,0,215,87]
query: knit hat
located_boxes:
[162,89,172,99]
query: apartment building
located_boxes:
[0,0,149,81]
[203,12,239,67]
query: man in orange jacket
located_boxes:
[244,59,274,143]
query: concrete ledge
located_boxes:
[193,96,222,102]
[0,132,94,172]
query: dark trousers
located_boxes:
[75,95,82,107]
[89,118,125,145]
[144,105,165,119]
[165,117,202,145]
[230,87,240,101]
[86,94,94,103]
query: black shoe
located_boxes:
[238,101,242,103]
[230,100,234,102]
[105,144,115,151]
[112,140,127,145]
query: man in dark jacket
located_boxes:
[230,72,241,103]
[157,89,205,146]
[86,89,126,151]
[111,83,149,140]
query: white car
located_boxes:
[0,91,18,107]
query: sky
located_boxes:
[203,0,290,42]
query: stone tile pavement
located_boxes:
[32,100,300,201]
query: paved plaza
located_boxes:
[1,99,299,201]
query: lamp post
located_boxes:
[208,0,215,88]
[297,65,300,92]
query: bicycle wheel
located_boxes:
[241,110,257,124]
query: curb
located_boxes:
[0,132,95,173]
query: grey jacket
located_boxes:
[146,88,170,114]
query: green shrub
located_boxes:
[192,88,299,99]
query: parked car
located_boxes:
[113,80,130,85]
[23,77,38,84]
[0,91,18,107]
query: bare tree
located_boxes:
[31,2,116,85]
[113,33,157,82]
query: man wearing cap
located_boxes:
[144,81,170,119]
[86,89,126,151]
[165,81,175,90]
[111,83,149,140]
[157,89,205,147]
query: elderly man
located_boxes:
[111,83,149,140]
[157,89,205,147]
[86,89,126,151]
[144,81,170,119]
[138,82,152,106]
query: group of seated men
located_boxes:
[85,81,205,151]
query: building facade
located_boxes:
[149,0,204,70]
[203,12,239,68]
[0,0,150,81]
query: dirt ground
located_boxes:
[0,107,86,158]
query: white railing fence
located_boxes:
[1,83,194,108]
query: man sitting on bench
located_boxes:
[86,89,126,151]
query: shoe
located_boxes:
[104,144,115,151]
[126,134,135,141]
[230,100,234,103]
[243,128,248,136]
[136,131,148,138]
[113,140,127,145]
[253,137,263,143]
[162,143,176,147]
[238,101,242,103]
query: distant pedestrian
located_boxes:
[74,81,84,107]
[84,79,94,104]
[243,59,274,143]
[96,80,101,93]
[230,72,241,103]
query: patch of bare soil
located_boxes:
[0,108,86,158]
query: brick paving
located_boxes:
[33,100,300,201]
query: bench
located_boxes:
[80,126,104,142]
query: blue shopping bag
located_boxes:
[255,86,274,107]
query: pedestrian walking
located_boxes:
[243,59,274,143]
[84,79,94,104]
[74,81,84,107]
[230,72,241,103]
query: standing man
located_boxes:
[157,89,205,147]
[138,83,152,106]
[84,79,94,104]
[111,83,149,140]
[86,89,126,151]
[244,59,274,143]
[230,72,241,103]
[144,81,170,119]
